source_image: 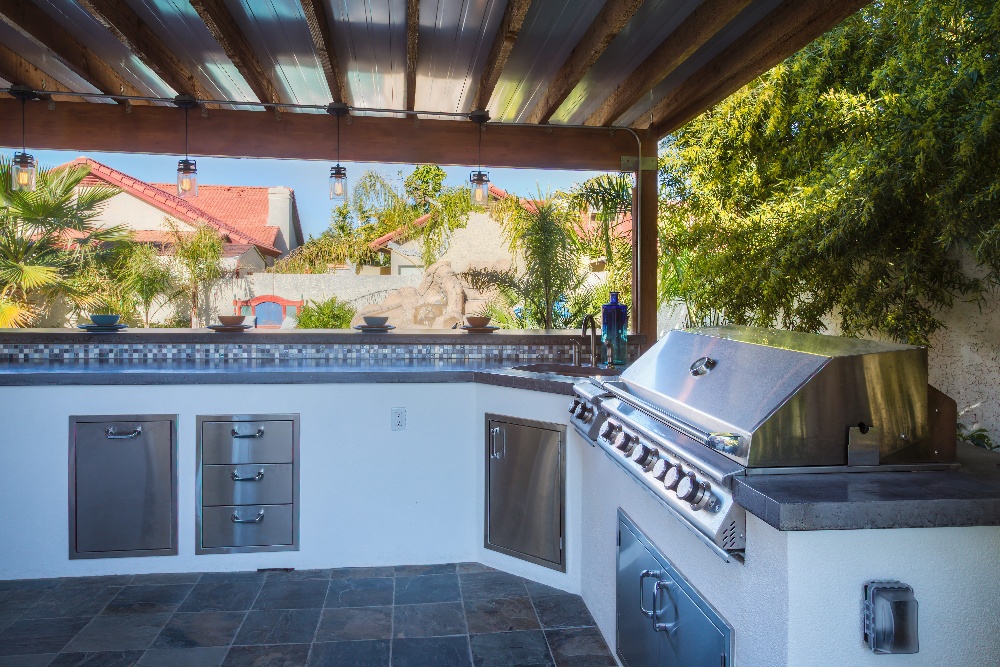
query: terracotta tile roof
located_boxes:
[149,183,285,250]
[222,243,260,258]
[66,157,282,257]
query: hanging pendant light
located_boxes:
[174,95,199,198]
[327,103,350,201]
[9,86,39,192]
[469,109,490,206]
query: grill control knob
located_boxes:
[663,464,684,490]
[600,422,619,441]
[676,473,712,510]
[578,406,594,423]
[642,451,660,473]
[650,458,672,480]
[629,443,652,465]
[614,432,635,453]
[568,399,581,414]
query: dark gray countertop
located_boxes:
[735,444,1000,530]
[0,359,578,395]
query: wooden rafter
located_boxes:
[299,0,348,103]
[526,0,643,125]
[0,43,82,103]
[471,0,532,111]
[0,0,148,105]
[587,0,753,127]
[643,0,871,138]
[0,98,635,171]
[189,0,281,105]
[77,0,210,102]
[406,0,419,111]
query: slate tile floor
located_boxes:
[0,563,614,666]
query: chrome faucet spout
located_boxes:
[581,315,598,367]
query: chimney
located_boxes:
[267,187,294,256]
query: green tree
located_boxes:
[565,173,633,266]
[295,295,356,328]
[124,243,177,327]
[167,222,224,327]
[404,165,446,212]
[658,0,1000,344]
[466,192,588,329]
[0,158,123,327]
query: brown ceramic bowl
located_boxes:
[466,316,491,328]
[218,315,247,326]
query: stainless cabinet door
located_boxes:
[660,582,727,667]
[617,520,661,667]
[73,419,174,555]
[486,419,563,567]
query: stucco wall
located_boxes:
[95,191,193,232]
[391,211,514,275]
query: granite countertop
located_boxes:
[0,358,580,395]
[735,443,1000,531]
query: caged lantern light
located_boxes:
[9,86,39,192]
[327,102,350,201]
[174,95,200,198]
[469,109,490,206]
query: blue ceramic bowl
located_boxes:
[90,314,121,326]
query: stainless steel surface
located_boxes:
[485,414,565,571]
[848,425,881,467]
[202,420,294,464]
[582,315,599,368]
[865,581,919,654]
[201,504,294,548]
[513,362,620,377]
[69,415,177,559]
[202,464,294,506]
[617,510,734,667]
[197,414,299,555]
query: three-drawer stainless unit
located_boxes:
[197,414,300,554]
[69,415,178,559]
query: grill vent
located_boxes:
[722,520,738,549]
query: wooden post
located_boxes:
[636,142,659,344]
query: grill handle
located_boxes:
[639,569,660,619]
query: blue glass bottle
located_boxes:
[601,292,628,366]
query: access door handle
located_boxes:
[653,580,679,633]
[232,426,265,439]
[490,427,506,460]
[231,510,265,523]
[639,569,661,619]
[105,426,142,439]
[231,469,265,482]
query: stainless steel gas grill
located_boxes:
[569,326,957,562]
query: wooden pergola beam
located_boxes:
[644,0,871,138]
[586,0,752,127]
[0,99,635,171]
[77,0,210,102]
[0,0,148,105]
[406,0,419,111]
[189,0,281,105]
[527,0,643,125]
[0,43,83,103]
[299,0,348,104]
[471,0,532,111]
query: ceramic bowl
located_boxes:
[363,316,389,327]
[218,315,247,326]
[466,316,491,328]
[89,314,121,326]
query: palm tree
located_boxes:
[167,222,224,327]
[565,173,633,265]
[0,157,123,327]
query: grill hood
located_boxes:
[610,326,954,469]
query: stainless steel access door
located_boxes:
[70,416,177,558]
[485,415,565,571]
[617,519,663,667]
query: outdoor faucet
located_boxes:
[581,314,598,368]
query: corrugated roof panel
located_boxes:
[548,0,704,125]
[414,0,505,115]
[327,0,407,115]
[615,0,784,127]
[487,0,605,122]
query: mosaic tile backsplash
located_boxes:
[1,340,643,364]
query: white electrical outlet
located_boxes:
[391,407,406,431]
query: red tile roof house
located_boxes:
[65,157,304,272]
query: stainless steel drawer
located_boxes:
[202,464,294,506]
[201,504,294,548]
[202,420,294,464]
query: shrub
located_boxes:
[295,296,356,329]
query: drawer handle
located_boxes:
[231,510,265,524]
[231,426,265,439]
[653,580,679,633]
[231,469,265,482]
[639,569,661,619]
[105,426,142,439]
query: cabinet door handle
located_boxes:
[231,426,265,439]
[639,569,661,619]
[231,469,265,482]
[231,510,265,523]
[490,427,501,459]
[653,580,679,633]
[105,426,142,439]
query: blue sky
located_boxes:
[34,149,604,239]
